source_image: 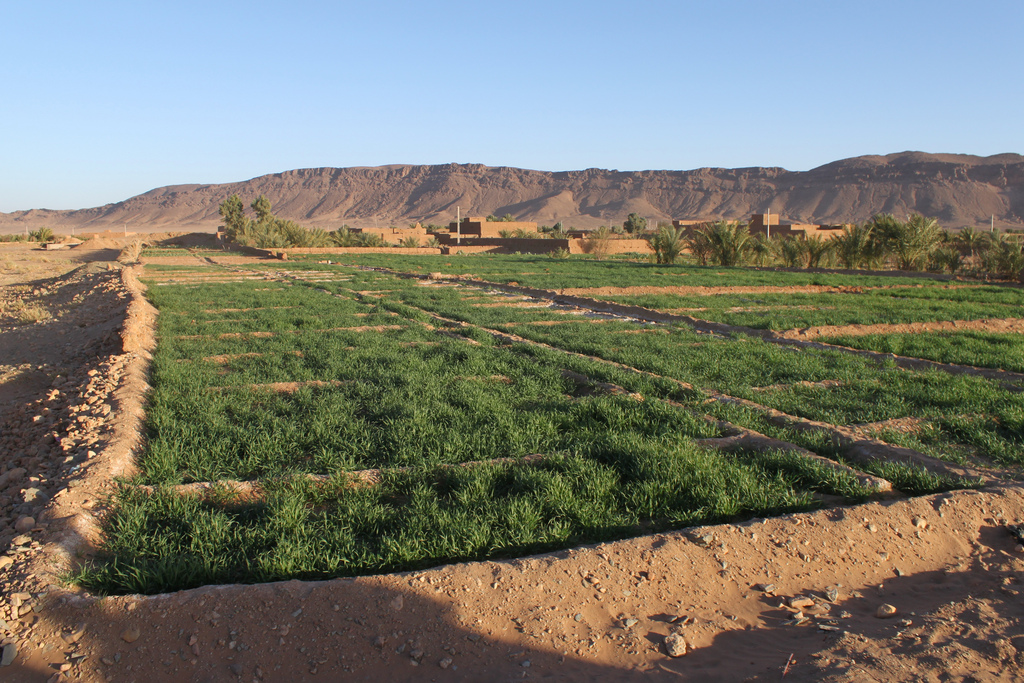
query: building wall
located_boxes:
[447,218,539,238]
[570,238,653,255]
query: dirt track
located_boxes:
[778,317,1024,340]
[554,284,927,297]
[2,243,1024,682]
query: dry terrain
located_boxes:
[1,239,1023,682]
[1,152,1022,234]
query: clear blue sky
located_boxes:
[2,0,1021,212]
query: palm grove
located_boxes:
[219,196,1024,280]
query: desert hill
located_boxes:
[2,151,1022,233]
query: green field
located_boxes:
[77,251,1021,594]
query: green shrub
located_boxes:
[623,213,647,235]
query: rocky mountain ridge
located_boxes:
[3,151,1022,232]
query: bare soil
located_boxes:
[2,245,1023,682]
[555,285,908,297]
[779,317,1024,341]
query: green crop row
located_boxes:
[80,436,873,595]
[818,330,1024,374]
[276,253,942,290]
[314,270,1023,470]
[595,290,1022,331]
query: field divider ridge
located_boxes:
[134,454,553,502]
[775,317,1024,341]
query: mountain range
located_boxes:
[2,151,1022,233]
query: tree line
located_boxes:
[648,215,1024,280]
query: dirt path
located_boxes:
[3,246,1024,682]
[7,486,1024,682]
[778,317,1024,340]
[554,284,931,297]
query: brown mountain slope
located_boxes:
[2,151,1022,233]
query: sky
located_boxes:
[2,0,1022,212]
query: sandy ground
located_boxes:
[2,242,1023,682]
[553,285,922,298]
[777,317,1024,341]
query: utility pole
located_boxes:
[992,215,996,233]
[766,208,771,240]
[456,206,461,245]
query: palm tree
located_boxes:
[331,227,359,247]
[955,226,989,261]
[701,220,751,266]
[747,234,776,267]
[867,213,943,271]
[804,235,833,268]
[683,227,712,266]
[357,233,387,248]
[893,214,943,271]
[983,234,1024,280]
[833,223,874,269]
[779,236,806,268]
[650,224,686,264]
[28,227,54,243]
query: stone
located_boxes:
[439,657,452,669]
[664,634,687,658]
[623,618,638,629]
[0,642,16,666]
[876,604,897,619]
[0,468,26,488]
[789,596,816,610]
[22,489,46,504]
[13,517,35,533]
[691,533,715,548]
[0,556,13,569]
[912,517,927,529]
[61,623,86,644]
[120,626,141,643]
[390,596,404,611]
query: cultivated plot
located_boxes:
[77,250,1021,595]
